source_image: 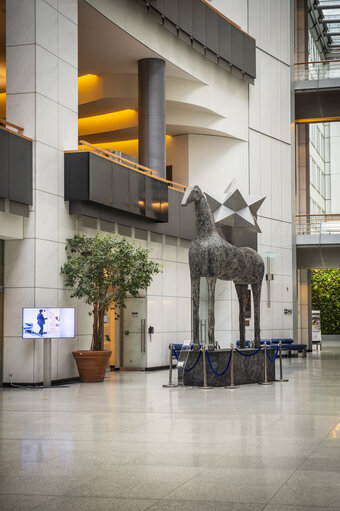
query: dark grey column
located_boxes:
[138,58,166,178]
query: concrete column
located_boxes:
[4,0,79,384]
[138,58,166,178]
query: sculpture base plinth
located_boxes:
[183,348,275,387]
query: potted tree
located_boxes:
[61,233,161,382]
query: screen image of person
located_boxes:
[23,308,75,338]
[37,309,46,335]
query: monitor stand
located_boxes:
[43,338,52,387]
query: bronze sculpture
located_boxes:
[182,185,265,350]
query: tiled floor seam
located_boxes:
[159,466,207,501]
[262,447,320,507]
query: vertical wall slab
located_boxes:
[4,0,79,384]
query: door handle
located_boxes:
[140,319,143,352]
[140,319,146,353]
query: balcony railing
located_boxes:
[295,60,340,81]
[79,140,186,194]
[296,214,340,235]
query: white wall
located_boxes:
[187,134,248,194]
[2,0,295,382]
[248,0,294,341]
[330,123,340,213]
[147,236,191,368]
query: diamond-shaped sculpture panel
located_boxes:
[205,179,265,233]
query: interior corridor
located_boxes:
[1,345,340,510]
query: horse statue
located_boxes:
[182,185,265,350]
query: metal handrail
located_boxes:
[295,60,340,81]
[296,214,340,235]
[74,139,187,193]
[79,139,157,175]
[0,118,24,132]
[295,59,340,65]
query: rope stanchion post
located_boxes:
[163,343,178,388]
[277,341,289,383]
[225,344,240,389]
[198,345,214,390]
[259,343,273,385]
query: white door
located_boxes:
[121,297,146,369]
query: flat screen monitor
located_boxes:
[22,308,75,339]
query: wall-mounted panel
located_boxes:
[231,25,243,70]
[130,171,146,216]
[89,154,113,206]
[146,178,162,221]
[148,0,163,13]
[163,0,178,26]
[0,128,32,207]
[113,163,130,213]
[65,152,168,222]
[243,35,256,78]
[179,0,192,34]
[141,0,256,80]
[64,151,89,201]
[206,7,219,54]
[164,189,180,237]
[218,16,231,62]
[192,0,206,46]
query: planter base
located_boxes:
[72,350,112,382]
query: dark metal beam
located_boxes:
[320,18,340,23]
[314,4,340,10]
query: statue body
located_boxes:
[182,185,265,349]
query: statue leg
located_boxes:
[235,283,247,349]
[252,282,262,348]
[207,277,217,350]
[192,278,200,349]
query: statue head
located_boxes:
[181,185,202,207]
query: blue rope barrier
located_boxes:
[235,346,262,357]
[266,345,279,361]
[206,349,232,376]
[184,350,201,372]
[172,347,179,360]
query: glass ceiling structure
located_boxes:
[313,0,340,55]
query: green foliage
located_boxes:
[61,233,161,350]
[311,269,340,335]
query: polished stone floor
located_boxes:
[1,344,340,511]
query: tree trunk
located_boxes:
[98,303,105,351]
[92,304,99,350]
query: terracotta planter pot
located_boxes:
[72,350,112,382]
